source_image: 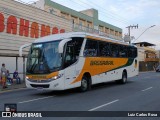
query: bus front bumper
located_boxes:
[25,79,64,90]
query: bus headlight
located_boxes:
[26,76,32,81]
[26,76,29,80]
[25,74,63,83]
[51,74,63,80]
[47,74,63,82]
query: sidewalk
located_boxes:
[139,70,155,73]
[0,81,26,93]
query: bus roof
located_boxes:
[34,32,86,43]
[33,32,135,47]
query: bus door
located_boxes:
[63,38,84,89]
[63,40,76,89]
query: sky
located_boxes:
[17,0,160,49]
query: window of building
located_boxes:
[72,19,74,24]
[61,12,69,19]
[71,16,78,24]
[115,31,118,36]
[49,8,56,14]
[110,29,114,35]
[105,28,109,33]
[99,26,103,32]
[119,32,122,37]
[79,21,83,26]
[87,21,92,28]
[87,24,90,28]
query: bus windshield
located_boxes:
[27,40,62,74]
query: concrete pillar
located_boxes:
[16,57,18,71]
[23,57,25,82]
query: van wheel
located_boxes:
[80,76,91,92]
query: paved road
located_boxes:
[0,72,160,120]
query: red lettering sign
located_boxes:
[0,12,66,38]
[41,24,50,37]
[7,15,17,34]
[0,13,5,32]
[31,22,39,38]
[52,27,58,34]
[19,18,29,37]
[60,29,65,33]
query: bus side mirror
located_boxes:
[19,43,31,57]
[58,38,72,53]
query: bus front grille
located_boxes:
[30,84,50,88]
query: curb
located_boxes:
[0,87,27,93]
[139,71,155,73]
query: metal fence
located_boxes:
[72,24,123,40]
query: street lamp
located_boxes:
[132,25,156,43]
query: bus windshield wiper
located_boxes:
[41,51,51,73]
[29,48,41,73]
[30,58,38,72]
[52,67,60,70]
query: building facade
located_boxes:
[134,42,159,71]
[0,0,122,80]
[0,0,72,79]
[32,0,122,40]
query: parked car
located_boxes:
[156,65,160,72]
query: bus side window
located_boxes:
[99,41,111,57]
[119,46,127,57]
[64,37,83,68]
[128,47,137,58]
[84,39,98,57]
[128,47,132,58]
[72,37,84,59]
[133,47,137,58]
[110,44,119,57]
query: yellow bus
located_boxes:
[20,32,138,92]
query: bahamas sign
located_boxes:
[0,12,65,38]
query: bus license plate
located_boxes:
[37,87,44,90]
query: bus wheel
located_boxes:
[80,76,91,92]
[121,71,127,84]
[116,71,127,84]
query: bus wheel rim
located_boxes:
[82,79,87,90]
[123,75,127,82]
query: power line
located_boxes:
[68,0,130,25]
[132,25,156,43]
[79,0,130,23]
[1,1,127,30]
[0,0,123,41]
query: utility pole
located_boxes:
[132,25,156,43]
[126,24,138,44]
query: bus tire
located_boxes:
[116,71,127,84]
[80,76,91,92]
[120,71,127,84]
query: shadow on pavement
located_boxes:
[31,80,134,97]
